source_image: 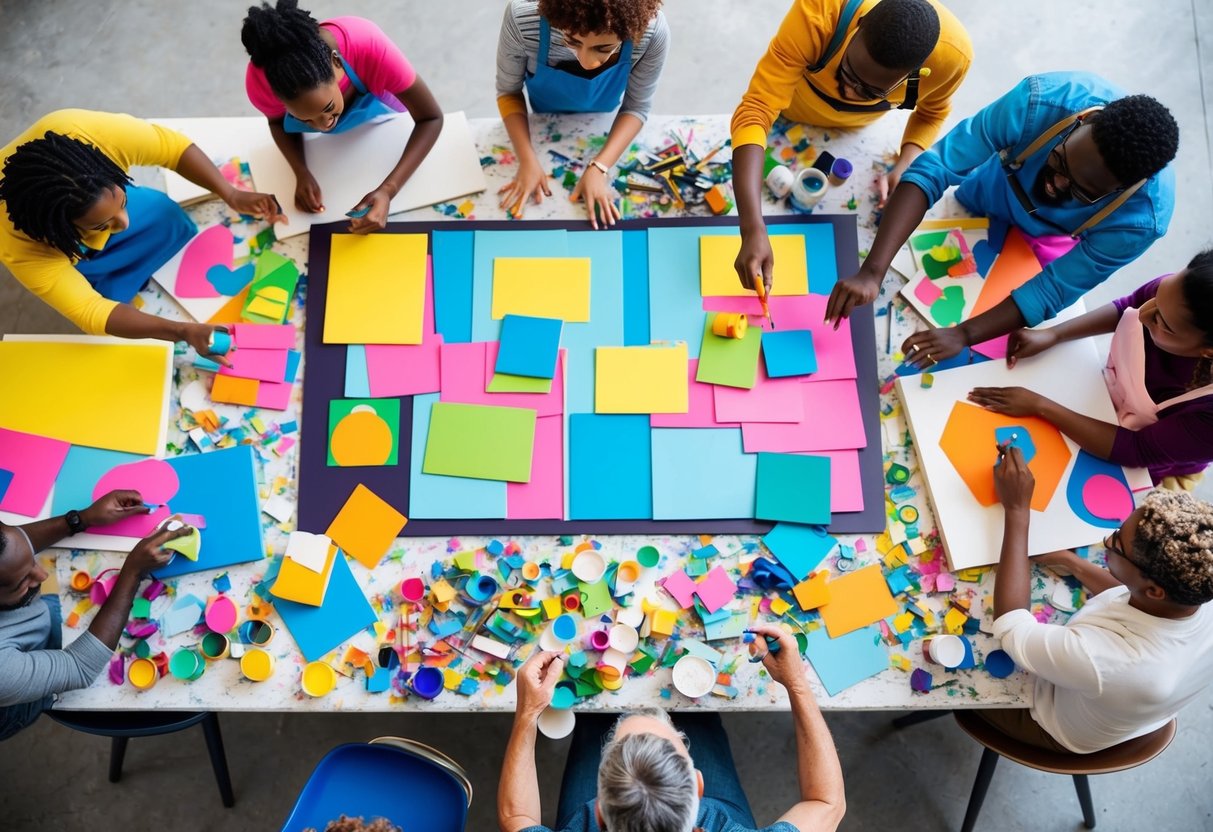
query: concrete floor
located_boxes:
[1,1,1212,830]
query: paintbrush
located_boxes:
[754,277,775,329]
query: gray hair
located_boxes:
[596,707,700,832]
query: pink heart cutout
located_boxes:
[175,225,234,299]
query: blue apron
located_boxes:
[75,185,196,303]
[283,53,398,134]
[524,17,634,114]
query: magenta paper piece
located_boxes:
[175,225,232,298]
[90,458,178,537]
[255,378,294,410]
[661,570,698,608]
[366,256,444,397]
[507,414,563,519]
[703,295,856,381]
[913,278,944,305]
[712,364,804,423]
[971,334,1011,360]
[694,565,738,614]
[0,428,70,517]
[231,323,294,350]
[817,449,864,512]
[440,342,563,417]
[741,379,866,452]
[1083,473,1134,522]
[219,348,289,382]
[651,359,738,429]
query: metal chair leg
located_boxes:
[892,710,950,729]
[200,712,236,808]
[960,748,1000,832]
[108,736,128,783]
[1073,774,1096,829]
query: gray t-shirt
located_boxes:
[0,584,111,706]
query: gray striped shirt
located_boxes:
[495,0,670,121]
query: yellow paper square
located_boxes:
[595,344,689,414]
[0,339,171,455]
[325,484,407,569]
[324,234,428,344]
[698,235,809,296]
[492,257,591,321]
[270,543,338,606]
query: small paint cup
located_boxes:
[636,546,660,568]
[616,561,641,585]
[585,628,611,652]
[128,657,159,691]
[464,574,498,605]
[789,168,829,211]
[829,157,853,184]
[200,631,230,661]
[239,619,275,646]
[562,594,580,612]
[240,648,275,682]
[765,164,794,198]
[409,666,444,700]
[69,571,93,593]
[897,505,920,525]
[169,648,206,682]
[302,661,337,697]
[923,634,966,669]
[399,577,426,604]
[571,550,607,583]
[608,623,639,654]
[537,706,576,739]
[671,655,715,699]
[521,561,542,582]
[600,648,630,672]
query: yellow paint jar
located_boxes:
[302,661,337,697]
[241,649,275,682]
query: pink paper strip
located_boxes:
[231,323,294,350]
[651,359,738,428]
[703,295,856,381]
[741,379,867,452]
[0,428,70,517]
[712,364,804,423]
[817,449,864,512]
[507,414,563,519]
[440,342,564,417]
[220,348,290,383]
[255,378,295,410]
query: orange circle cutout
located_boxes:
[331,409,393,466]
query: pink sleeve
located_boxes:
[327,17,416,96]
[245,64,288,120]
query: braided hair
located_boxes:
[241,0,334,102]
[1134,489,1213,606]
[0,132,130,258]
[1180,249,1213,388]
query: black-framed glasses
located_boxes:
[1104,528,1127,560]
[837,55,906,101]
[1047,122,1122,205]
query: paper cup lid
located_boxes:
[302,661,336,696]
[672,655,715,698]
[537,706,576,739]
[608,623,639,653]
[241,648,275,682]
[571,550,606,583]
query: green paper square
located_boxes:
[695,314,762,389]
[131,597,151,619]
[423,402,537,482]
[755,452,831,525]
[327,398,401,467]
[487,372,554,393]
[578,580,614,618]
[241,250,299,324]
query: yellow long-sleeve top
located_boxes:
[731,0,972,153]
[0,110,193,334]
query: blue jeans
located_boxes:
[0,595,62,742]
[555,712,757,830]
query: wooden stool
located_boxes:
[952,711,1176,831]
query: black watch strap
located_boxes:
[66,510,85,536]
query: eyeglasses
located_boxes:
[837,55,906,101]
[1104,529,1154,581]
[1046,122,1123,205]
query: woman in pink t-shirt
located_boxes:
[241,0,443,233]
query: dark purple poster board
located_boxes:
[298,214,884,536]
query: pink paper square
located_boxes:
[694,565,738,614]
[741,379,866,452]
[255,378,294,411]
[817,449,864,512]
[220,348,289,382]
[660,570,698,608]
[703,294,856,381]
[0,428,70,517]
[231,323,294,350]
[651,359,738,428]
[366,336,444,397]
[712,364,804,423]
[507,414,563,519]
[440,342,563,417]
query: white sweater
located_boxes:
[994,586,1213,753]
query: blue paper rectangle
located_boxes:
[154,445,265,579]
[761,522,837,581]
[344,345,370,397]
[802,624,888,696]
[432,230,476,343]
[408,393,506,519]
[496,314,562,378]
[770,224,837,295]
[51,447,144,517]
[471,229,568,343]
[651,428,757,519]
[762,330,818,378]
[274,552,378,662]
[284,349,301,383]
[569,415,651,519]
[562,231,625,413]
[648,226,723,358]
[622,230,650,346]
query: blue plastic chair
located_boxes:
[280,740,471,832]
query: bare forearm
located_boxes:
[87,568,141,650]
[104,304,187,345]
[498,718,543,832]
[1046,304,1120,343]
[1034,399,1117,458]
[269,121,310,176]
[174,145,237,203]
[378,82,444,197]
[864,182,929,277]
[20,514,74,553]
[1048,551,1124,595]
[789,683,845,808]
[994,508,1032,616]
[595,113,643,168]
[503,112,539,166]
[733,144,766,233]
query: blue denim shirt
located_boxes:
[900,71,1175,326]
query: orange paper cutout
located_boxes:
[817,564,900,638]
[210,373,259,407]
[207,285,253,325]
[325,484,407,570]
[330,410,393,466]
[968,228,1042,319]
[271,542,338,607]
[939,401,1071,511]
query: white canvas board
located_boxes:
[896,335,1151,570]
[151,112,486,238]
[150,228,252,323]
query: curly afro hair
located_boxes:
[1090,94,1179,186]
[538,0,663,41]
[860,0,940,71]
[1133,489,1213,607]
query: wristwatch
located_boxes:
[588,159,610,176]
[66,509,85,536]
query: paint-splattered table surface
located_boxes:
[53,112,1078,712]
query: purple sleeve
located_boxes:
[1108,401,1213,469]
[1112,276,1166,316]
